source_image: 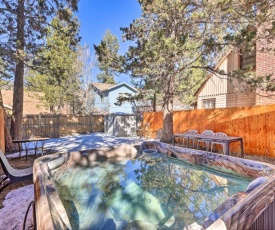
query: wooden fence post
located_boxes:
[90,115,93,133]
[0,108,5,153]
[57,114,60,138]
[38,114,41,137]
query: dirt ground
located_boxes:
[0,154,40,209]
[1,152,275,209]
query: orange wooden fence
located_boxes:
[0,108,4,153]
[143,105,275,157]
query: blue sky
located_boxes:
[77,0,142,84]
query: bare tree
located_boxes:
[77,45,97,114]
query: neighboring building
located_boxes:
[1,90,72,114]
[195,40,275,109]
[1,90,50,114]
[89,82,139,114]
[255,38,275,105]
[195,48,256,109]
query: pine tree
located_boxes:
[27,13,80,114]
[94,30,122,84]
[0,0,79,140]
[121,0,275,142]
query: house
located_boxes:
[195,39,275,109]
[89,82,139,114]
[1,90,72,114]
[1,90,50,114]
[255,38,275,105]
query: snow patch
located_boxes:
[0,185,34,230]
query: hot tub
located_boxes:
[34,142,275,229]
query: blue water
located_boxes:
[51,153,251,229]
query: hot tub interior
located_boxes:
[34,142,275,230]
[44,150,252,229]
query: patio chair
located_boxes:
[0,150,33,193]
[211,132,227,154]
[197,130,215,151]
[183,130,198,148]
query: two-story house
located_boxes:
[194,48,256,109]
[89,82,139,114]
[195,38,275,109]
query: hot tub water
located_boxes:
[50,152,251,229]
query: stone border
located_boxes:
[140,141,275,178]
[140,141,275,229]
[33,154,61,230]
[34,141,275,230]
[34,144,139,229]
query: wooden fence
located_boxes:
[143,104,275,157]
[0,108,4,152]
[6,114,104,138]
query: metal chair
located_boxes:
[0,150,33,192]
[197,130,215,151]
[183,130,198,148]
[211,132,227,154]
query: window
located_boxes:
[100,94,104,102]
[202,99,215,109]
[240,47,256,70]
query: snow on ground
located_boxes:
[0,185,34,230]
[6,132,146,158]
[1,133,149,229]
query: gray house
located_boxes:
[89,82,139,114]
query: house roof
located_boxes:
[91,82,116,91]
[194,49,233,97]
[1,90,50,114]
[91,82,138,93]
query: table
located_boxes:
[12,138,50,161]
[173,133,244,157]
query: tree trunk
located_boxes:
[11,0,25,140]
[160,75,174,143]
[5,122,15,153]
[0,90,15,152]
[152,92,156,112]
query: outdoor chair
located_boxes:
[197,130,215,151]
[211,132,227,154]
[183,130,198,147]
[0,150,33,193]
